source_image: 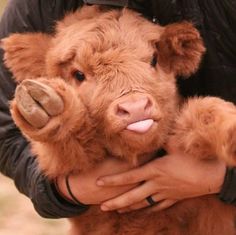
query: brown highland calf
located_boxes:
[2,5,236,235]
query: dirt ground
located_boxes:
[0,174,69,235]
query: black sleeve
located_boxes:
[219,168,236,205]
[0,0,88,218]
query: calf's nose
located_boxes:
[116,96,153,122]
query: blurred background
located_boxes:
[0,1,68,234]
[0,0,7,16]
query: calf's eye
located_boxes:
[151,53,158,67]
[73,70,86,82]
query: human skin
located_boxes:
[56,158,138,205]
[57,150,226,212]
[97,151,226,213]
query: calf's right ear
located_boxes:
[156,21,206,78]
[1,33,52,82]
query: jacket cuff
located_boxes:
[52,178,88,208]
[219,167,236,205]
[32,175,89,218]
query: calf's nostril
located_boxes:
[145,99,152,112]
[117,104,130,117]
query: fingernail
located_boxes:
[101,205,109,211]
[96,180,105,186]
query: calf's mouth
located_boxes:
[126,119,154,133]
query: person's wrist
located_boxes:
[55,175,87,206]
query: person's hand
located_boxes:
[56,158,137,205]
[96,153,226,213]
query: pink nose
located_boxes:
[116,96,153,122]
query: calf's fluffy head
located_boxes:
[2,6,205,161]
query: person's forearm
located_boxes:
[0,0,88,218]
[0,132,89,218]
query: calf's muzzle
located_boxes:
[112,94,155,133]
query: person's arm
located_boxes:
[96,153,226,212]
[219,168,236,205]
[0,1,139,218]
[0,0,89,218]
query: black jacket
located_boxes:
[0,0,235,218]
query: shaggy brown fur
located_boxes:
[2,5,236,235]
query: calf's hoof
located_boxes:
[15,79,64,128]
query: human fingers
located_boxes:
[117,198,178,214]
[150,199,177,212]
[100,181,155,211]
[117,193,167,213]
[97,163,154,187]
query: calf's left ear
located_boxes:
[156,22,206,77]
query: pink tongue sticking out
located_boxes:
[126,119,154,133]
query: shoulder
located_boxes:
[0,0,84,37]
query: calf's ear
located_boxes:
[156,22,206,77]
[1,33,52,82]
